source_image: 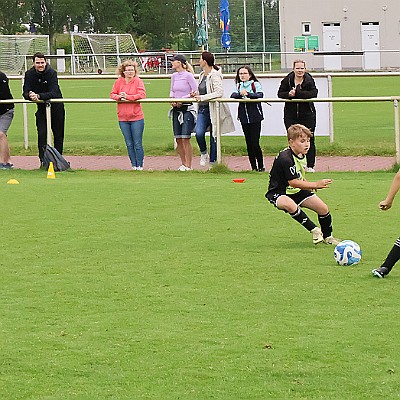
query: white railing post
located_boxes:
[45,102,53,146]
[21,77,29,149]
[215,100,222,164]
[394,98,400,164]
[327,75,334,144]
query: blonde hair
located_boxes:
[293,59,306,69]
[287,124,312,141]
[184,61,195,75]
[117,59,139,77]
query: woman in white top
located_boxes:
[192,51,234,166]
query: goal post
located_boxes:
[70,33,142,74]
[0,35,50,75]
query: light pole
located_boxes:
[261,0,266,53]
[243,0,248,52]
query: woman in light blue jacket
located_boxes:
[231,66,264,171]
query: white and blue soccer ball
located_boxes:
[334,240,362,266]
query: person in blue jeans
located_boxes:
[191,51,234,167]
[110,60,146,170]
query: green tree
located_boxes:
[132,0,195,50]
[88,0,133,33]
[0,0,28,34]
[28,0,86,47]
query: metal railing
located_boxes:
[4,49,400,76]
[1,96,400,164]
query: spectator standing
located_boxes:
[0,70,14,169]
[230,65,264,171]
[23,52,65,165]
[192,51,234,167]
[278,59,318,172]
[170,54,198,171]
[110,60,146,170]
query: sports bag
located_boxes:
[42,144,70,171]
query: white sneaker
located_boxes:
[178,165,187,171]
[136,166,143,171]
[305,167,315,173]
[200,153,209,166]
[132,166,137,170]
[311,227,324,245]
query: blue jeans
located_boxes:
[195,106,216,163]
[119,119,145,167]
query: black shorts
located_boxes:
[266,189,315,208]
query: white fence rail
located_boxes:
[1,96,400,164]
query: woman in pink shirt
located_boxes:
[170,54,197,171]
[110,60,146,170]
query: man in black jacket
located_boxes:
[23,52,65,164]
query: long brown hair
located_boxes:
[201,51,219,70]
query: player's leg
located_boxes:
[372,237,400,278]
[302,195,340,244]
[276,195,322,243]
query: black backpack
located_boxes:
[42,144,70,171]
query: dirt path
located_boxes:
[9,155,396,172]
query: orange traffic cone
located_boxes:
[47,162,56,179]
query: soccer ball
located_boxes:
[334,240,362,266]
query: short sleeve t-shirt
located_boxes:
[267,147,307,196]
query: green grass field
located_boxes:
[1,169,399,399]
[6,75,400,157]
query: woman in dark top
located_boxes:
[278,59,318,172]
[230,66,264,171]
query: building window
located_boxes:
[302,22,311,36]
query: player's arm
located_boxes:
[288,178,332,190]
[379,170,400,210]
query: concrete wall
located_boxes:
[279,0,400,71]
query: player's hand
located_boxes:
[315,179,332,189]
[379,200,392,211]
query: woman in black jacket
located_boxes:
[278,60,318,172]
[231,66,264,171]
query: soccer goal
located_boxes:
[0,35,50,75]
[70,33,141,74]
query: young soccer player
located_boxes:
[265,124,340,245]
[372,170,400,278]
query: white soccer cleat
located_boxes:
[324,235,341,245]
[311,227,324,245]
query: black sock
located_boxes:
[290,208,316,231]
[318,212,332,238]
[381,238,400,272]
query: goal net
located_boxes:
[0,35,50,75]
[71,33,142,74]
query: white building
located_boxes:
[279,0,400,71]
